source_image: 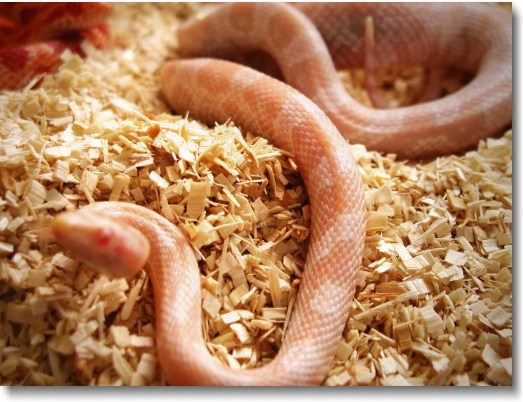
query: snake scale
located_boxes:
[2,2,510,385]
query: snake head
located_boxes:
[52,210,150,278]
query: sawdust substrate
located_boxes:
[0,3,512,386]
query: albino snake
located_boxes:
[177,2,511,159]
[51,2,512,385]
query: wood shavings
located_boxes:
[0,2,511,387]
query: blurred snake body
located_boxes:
[48,2,512,385]
[0,3,112,90]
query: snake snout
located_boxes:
[52,210,150,278]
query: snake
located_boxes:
[0,2,112,90]
[176,2,512,159]
[46,2,512,385]
[53,60,367,384]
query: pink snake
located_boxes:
[49,2,512,385]
[176,2,512,159]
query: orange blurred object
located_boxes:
[0,2,113,90]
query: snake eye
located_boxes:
[95,227,113,246]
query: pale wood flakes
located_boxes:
[0,2,512,387]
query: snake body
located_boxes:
[53,59,367,385]
[177,2,512,158]
[45,2,512,385]
[0,2,112,90]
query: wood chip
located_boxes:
[0,2,511,387]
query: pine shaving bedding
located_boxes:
[0,3,512,386]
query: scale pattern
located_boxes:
[176,2,512,158]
